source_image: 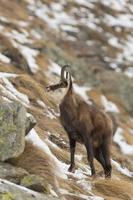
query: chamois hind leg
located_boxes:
[94,147,106,176]
[68,138,76,172]
[101,139,112,178]
[85,139,95,176]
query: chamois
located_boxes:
[46,65,113,178]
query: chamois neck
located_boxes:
[66,76,73,95]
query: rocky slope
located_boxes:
[0,0,133,200]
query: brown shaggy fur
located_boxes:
[46,66,114,178]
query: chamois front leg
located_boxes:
[68,138,76,173]
[85,138,95,176]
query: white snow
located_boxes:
[0,77,30,106]
[60,24,79,33]
[48,61,61,76]
[29,1,77,29]
[104,13,133,28]
[77,179,92,191]
[101,95,119,113]
[61,188,104,200]
[17,21,29,27]
[37,99,47,108]
[46,109,56,119]
[68,168,88,179]
[67,164,91,180]
[5,29,39,73]
[0,25,4,32]
[101,0,126,11]
[26,129,68,179]
[30,29,42,40]
[6,30,33,44]
[113,127,133,155]
[0,72,17,78]
[0,53,11,63]
[73,83,91,102]
[19,45,39,73]
[108,37,120,48]
[112,159,133,178]
[75,0,95,9]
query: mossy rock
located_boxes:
[20,174,50,194]
[0,162,28,184]
[0,99,26,161]
[0,179,56,200]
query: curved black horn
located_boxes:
[61,65,70,80]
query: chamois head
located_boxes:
[46,65,71,92]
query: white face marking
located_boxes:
[64,71,68,79]
[65,71,70,81]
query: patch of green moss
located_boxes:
[21,175,50,194]
[0,192,15,200]
[21,176,34,186]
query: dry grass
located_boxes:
[10,141,57,186]
[12,74,56,108]
[45,141,70,164]
[0,0,28,20]
[93,179,133,200]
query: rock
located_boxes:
[0,99,27,161]
[0,162,28,184]
[25,113,37,135]
[20,174,50,194]
[97,71,133,116]
[0,179,57,200]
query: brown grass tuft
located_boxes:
[93,179,133,200]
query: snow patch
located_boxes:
[37,99,47,108]
[101,95,119,113]
[5,30,39,73]
[30,29,42,40]
[0,53,11,63]
[75,0,95,9]
[46,109,56,119]
[73,83,91,102]
[113,127,133,155]
[48,61,61,76]
[26,129,68,179]
[0,77,29,106]
[61,188,104,200]
[28,1,76,29]
[6,30,33,44]
[101,0,126,11]
[0,72,17,78]
[18,45,39,73]
[112,159,133,178]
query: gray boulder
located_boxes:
[25,113,37,135]
[0,179,57,200]
[0,99,26,161]
[0,162,28,184]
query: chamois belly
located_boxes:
[60,113,84,144]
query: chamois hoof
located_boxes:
[68,166,75,173]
